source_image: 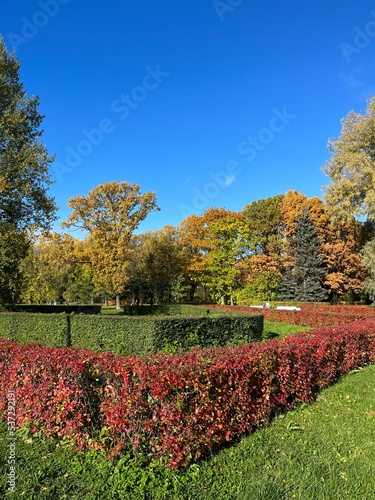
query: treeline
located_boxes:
[19,189,375,306]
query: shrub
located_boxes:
[0,341,109,448]
[0,312,68,347]
[70,314,263,355]
[70,315,156,356]
[206,303,375,327]
[1,317,374,469]
[6,304,101,314]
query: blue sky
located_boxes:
[2,0,375,234]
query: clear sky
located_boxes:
[1,0,375,234]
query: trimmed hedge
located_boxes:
[0,311,263,356]
[5,304,101,314]
[0,318,374,468]
[151,315,263,351]
[70,315,156,356]
[70,314,263,355]
[206,304,375,327]
[0,312,68,347]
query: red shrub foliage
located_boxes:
[1,315,375,468]
[206,303,375,327]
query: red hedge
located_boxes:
[1,318,375,467]
[205,303,375,327]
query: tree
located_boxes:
[363,238,375,303]
[243,194,285,256]
[179,208,251,304]
[0,225,30,303]
[0,38,56,302]
[323,96,375,223]
[322,216,367,300]
[281,190,329,240]
[0,39,55,231]
[280,207,328,302]
[61,181,158,308]
[240,195,285,299]
[20,233,81,304]
[126,226,183,305]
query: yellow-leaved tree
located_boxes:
[62,181,158,308]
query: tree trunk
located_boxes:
[220,295,225,305]
[189,283,196,302]
[115,294,121,310]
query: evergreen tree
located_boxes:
[280,207,328,302]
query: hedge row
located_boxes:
[205,304,375,327]
[0,312,263,355]
[0,313,68,347]
[5,304,101,314]
[1,319,374,467]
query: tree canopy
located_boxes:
[0,38,56,303]
[323,96,375,223]
[62,181,158,307]
[0,38,56,232]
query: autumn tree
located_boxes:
[281,190,329,240]
[20,233,83,304]
[179,208,251,304]
[280,207,328,302]
[238,195,285,301]
[322,216,367,301]
[0,38,56,302]
[127,225,184,304]
[62,182,158,308]
[323,96,375,223]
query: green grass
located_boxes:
[100,307,124,315]
[263,320,311,339]
[1,364,374,499]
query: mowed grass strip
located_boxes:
[0,363,374,499]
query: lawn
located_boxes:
[1,363,374,499]
[263,320,311,339]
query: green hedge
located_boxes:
[6,304,101,314]
[152,315,263,352]
[0,312,68,347]
[70,314,263,355]
[0,311,263,356]
[70,315,156,356]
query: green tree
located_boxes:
[127,226,183,305]
[0,39,56,303]
[200,212,251,304]
[280,207,328,302]
[243,194,285,256]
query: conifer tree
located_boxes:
[280,207,328,302]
